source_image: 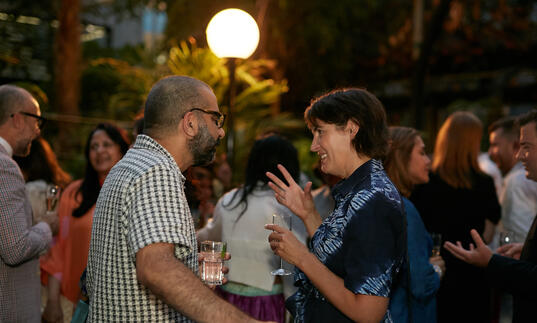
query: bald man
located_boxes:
[0,85,57,322]
[87,76,268,322]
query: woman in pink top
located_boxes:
[41,123,129,323]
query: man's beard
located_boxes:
[14,137,33,157]
[189,122,220,166]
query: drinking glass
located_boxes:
[431,233,442,257]
[200,241,226,285]
[46,184,60,213]
[499,231,515,246]
[271,213,293,276]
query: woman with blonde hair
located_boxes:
[410,111,501,323]
[384,126,444,323]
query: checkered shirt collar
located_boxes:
[133,134,186,182]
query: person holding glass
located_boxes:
[410,111,501,323]
[40,123,130,323]
[383,126,445,322]
[197,135,307,323]
[265,88,406,322]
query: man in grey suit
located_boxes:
[0,85,57,322]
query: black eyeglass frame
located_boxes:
[186,108,226,129]
[11,111,47,129]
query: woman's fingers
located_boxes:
[266,171,289,191]
[277,164,297,186]
[265,223,286,234]
[267,182,286,200]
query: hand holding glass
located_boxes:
[200,241,226,285]
[431,233,442,257]
[46,184,60,213]
[271,213,293,276]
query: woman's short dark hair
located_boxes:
[304,88,389,159]
[73,123,130,218]
[224,135,300,219]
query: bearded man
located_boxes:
[86,76,266,322]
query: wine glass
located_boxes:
[46,184,60,213]
[431,233,442,257]
[271,213,293,276]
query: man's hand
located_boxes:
[443,229,493,268]
[496,242,524,260]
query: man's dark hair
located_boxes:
[304,88,389,159]
[518,110,537,131]
[144,76,211,137]
[488,116,519,140]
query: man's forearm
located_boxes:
[136,243,255,323]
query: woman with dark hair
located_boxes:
[410,111,501,323]
[197,135,308,323]
[41,123,130,323]
[15,137,72,224]
[384,126,444,323]
[265,88,406,322]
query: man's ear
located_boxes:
[11,112,23,130]
[182,111,198,138]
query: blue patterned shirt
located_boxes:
[287,159,406,323]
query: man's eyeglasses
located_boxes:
[188,108,226,129]
[11,111,47,130]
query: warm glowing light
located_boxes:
[206,9,260,59]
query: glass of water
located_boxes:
[271,213,293,276]
[200,241,226,285]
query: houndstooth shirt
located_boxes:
[87,135,198,322]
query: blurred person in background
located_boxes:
[187,165,216,229]
[40,123,130,323]
[310,163,340,221]
[487,116,537,322]
[198,135,307,323]
[488,116,537,243]
[444,110,537,323]
[15,137,72,225]
[384,126,445,323]
[0,84,56,322]
[410,111,501,323]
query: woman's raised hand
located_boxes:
[266,165,320,230]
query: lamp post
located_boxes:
[206,8,259,168]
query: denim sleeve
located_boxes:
[405,200,441,301]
